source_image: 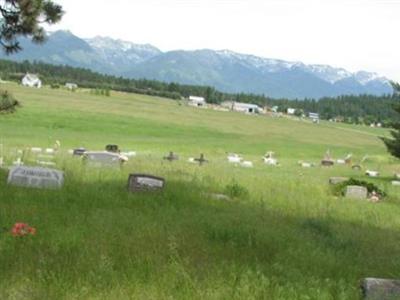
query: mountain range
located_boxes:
[1,30,393,99]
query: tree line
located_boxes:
[0,59,399,125]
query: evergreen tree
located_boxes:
[382,103,400,159]
[0,0,63,53]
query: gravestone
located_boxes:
[321,160,334,166]
[241,161,254,168]
[45,148,55,154]
[73,148,86,156]
[366,170,379,177]
[345,185,368,200]
[105,144,119,153]
[31,147,42,154]
[322,150,334,166]
[83,152,123,168]
[7,166,64,189]
[301,162,313,168]
[128,174,165,192]
[12,158,24,166]
[352,165,362,171]
[329,177,349,185]
[37,154,55,167]
[361,278,400,300]
[227,154,242,163]
[209,193,231,202]
[164,151,179,162]
[392,181,400,187]
[194,154,208,166]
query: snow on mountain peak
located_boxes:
[86,36,160,54]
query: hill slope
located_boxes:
[1,30,393,99]
[0,83,399,299]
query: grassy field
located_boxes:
[0,82,399,299]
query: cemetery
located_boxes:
[0,82,399,299]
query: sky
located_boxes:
[51,0,400,81]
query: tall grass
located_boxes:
[0,83,399,299]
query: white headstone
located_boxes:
[227,154,242,163]
[121,151,136,157]
[301,162,313,168]
[31,147,42,153]
[263,157,278,165]
[45,148,55,154]
[12,158,24,166]
[392,181,400,187]
[84,152,123,168]
[7,166,64,189]
[345,186,368,200]
[240,161,253,168]
[366,170,379,177]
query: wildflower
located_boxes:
[11,223,36,237]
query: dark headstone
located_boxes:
[361,278,400,300]
[194,153,208,166]
[321,160,334,166]
[164,151,179,162]
[128,174,165,192]
[105,144,119,153]
[73,148,86,156]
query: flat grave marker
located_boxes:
[7,166,64,189]
[329,177,349,185]
[128,174,165,192]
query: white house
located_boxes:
[188,96,206,107]
[65,83,78,90]
[287,108,296,115]
[22,73,42,88]
[222,101,260,114]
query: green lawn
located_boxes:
[0,83,399,299]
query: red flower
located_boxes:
[11,223,36,237]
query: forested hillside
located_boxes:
[0,59,398,125]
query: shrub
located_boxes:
[0,90,20,113]
[224,181,249,199]
[333,178,386,198]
